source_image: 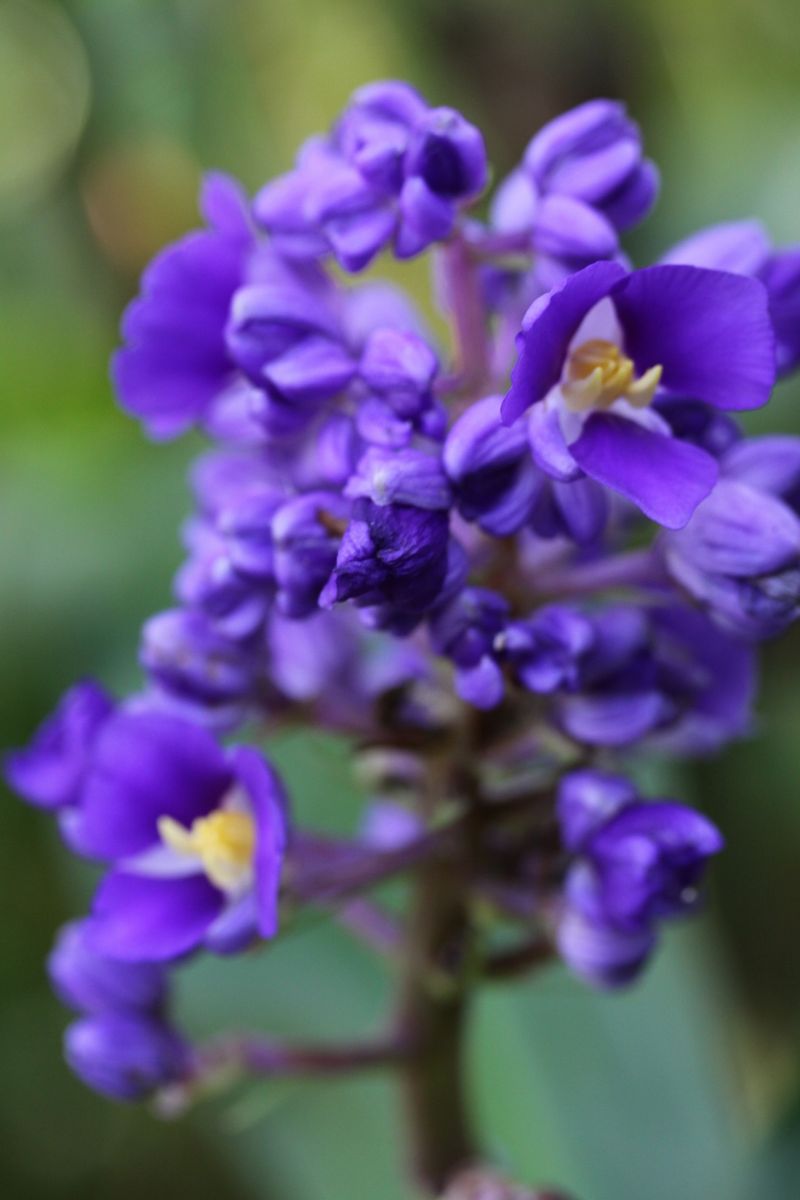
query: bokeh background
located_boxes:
[3,1,800,1196]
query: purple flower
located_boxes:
[5,680,114,811]
[503,261,776,528]
[49,920,167,1015]
[65,1012,187,1101]
[76,711,287,961]
[555,771,723,987]
[112,174,253,439]
[492,100,658,273]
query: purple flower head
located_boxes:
[429,587,509,709]
[65,1012,187,1101]
[112,174,253,439]
[48,919,167,1015]
[5,680,114,811]
[492,99,658,272]
[76,711,287,961]
[663,221,800,376]
[320,498,450,621]
[556,771,723,987]
[503,261,776,528]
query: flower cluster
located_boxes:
[7,81,800,1111]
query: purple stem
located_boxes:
[438,232,491,389]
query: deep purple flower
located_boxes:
[491,100,658,273]
[75,710,286,962]
[5,680,114,811]
[65,1012,187,1101]
[112,174,253,439]
[176,520,269,641]
[49,919,167,1015]
[556,771,723,987]
[503,261,776,528]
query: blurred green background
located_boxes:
[3,1,800,1196]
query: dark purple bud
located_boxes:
[48,920,167,1015]
[405,106,488,200]
[64,1012,187,1101]
[575,801,724,932]
[320,499,449,615]
[5,681,114,810]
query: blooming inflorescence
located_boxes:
[7,83,800,1174]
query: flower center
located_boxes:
[158,809,255,893]
[562,339,662,413]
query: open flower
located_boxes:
[503,261,776,528]
[75,711,287,961]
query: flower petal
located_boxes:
[570,413,718,528]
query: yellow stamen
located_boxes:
[562,339,662,412]
[158,809,255,893]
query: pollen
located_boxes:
[158,809,255,893]
[562,339,662,413]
